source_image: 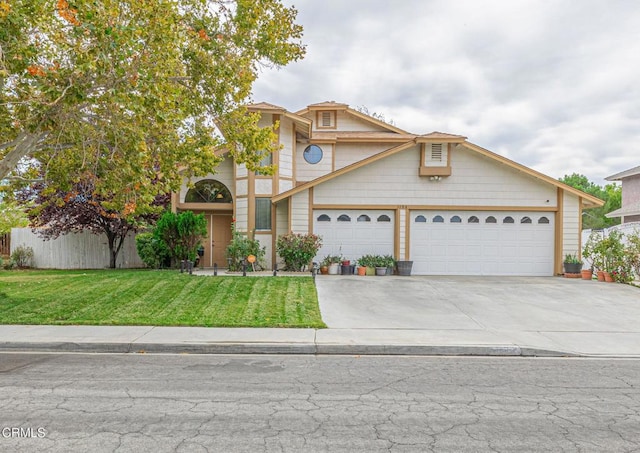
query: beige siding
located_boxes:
[335,111,388,132]
[275,200,289,268]
[279,119,294,179]
[236,178,248,197]
[255,234,273,269]
[399,209,407,260]
[334,143,393,169]
[235,198,249,231]
[255,178,273,195]
[279,179,294,193]
[296,143,333,182]
[313,145,557,207]
[562,191,581,257]
[11,228,143,269]
[179,158,234,202]
[291,191,310,233]
[236,163,248,178]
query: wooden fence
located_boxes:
[10,228,144,269]
[0,233,9,257]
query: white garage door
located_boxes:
[410,211,555,276]
[313,210,394,262]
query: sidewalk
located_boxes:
[1,324,639,357]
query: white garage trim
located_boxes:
[313,209,395,262]
[410,211,555,276]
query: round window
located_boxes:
[303,144,323,164]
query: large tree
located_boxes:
[0,0,304,213]
[559,173,621,230]
[28,175,168,268]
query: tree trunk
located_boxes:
[0,132,46,180]
[106,232,117,269]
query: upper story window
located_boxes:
[303,145,323,164]
[185,179,232,203]
[256,152,273,176]
[317,110,336,129]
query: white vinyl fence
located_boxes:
[10,228,144,269]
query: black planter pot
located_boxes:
[563,262,582,274]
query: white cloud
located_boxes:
[252,0,640,185]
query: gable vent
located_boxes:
[321,111,332,127]
[431,143,443,162]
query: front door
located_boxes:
[199,213,233,268]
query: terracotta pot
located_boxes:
[581,269,593,280]
[596,271,605,282]
[357,266,367,276]
[564,273,581,278]
[320,266,329,275]
[603,272,614,283]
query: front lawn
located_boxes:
[0,269,325,328]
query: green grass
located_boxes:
[0,269,325,328]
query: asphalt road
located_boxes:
[1,353,639,452]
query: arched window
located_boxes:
[486,216,497,224]
[450,215,462,223]
[521,216,532,224]
[337,214,351,222]
[468,216,479,223]
[377,214,391,222]
[433,215,445,223]
[185,179,232,203]
[357,214,371,222]
[415,215,427,223]
[317,214,331,222]
[538,216,550,224]
[503,216,515,224]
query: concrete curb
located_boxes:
[0,341,579,357]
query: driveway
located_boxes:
[315,276,640,356]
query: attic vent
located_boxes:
[318,110,335,128]
[431,144,443,162]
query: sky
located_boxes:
[251,0,640,186]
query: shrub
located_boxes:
[226,222,266,271]
[135,232,170,269]
[276,232,322,271]
[11,245,34,268]
[154,211,207,264]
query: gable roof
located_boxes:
[273,138,605,208]
[606,165,640,181]
[247,102,312,135]
[296,101,410,135]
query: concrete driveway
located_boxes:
[315,276,640,356]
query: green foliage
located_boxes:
[559,173,621,229]
[135,232,170,269]
[226,223,266,272]
[0,0,306,215]
[583,229,635,283]
[320,254,343,266]
[563,253,582,264]
[626,232,640,279]
[154,211,207,263]
[357,254,386,268]
[10,245,33,268]
[276,232,322,271]
[0,200,29,234]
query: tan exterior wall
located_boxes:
[295,143,333,182]
[235,198,249,231]
[334,143,393,169]
[335,111,387,132]
[178,158,235,203]
[312,145,557,207]
[255,233,273,269]
[562,191,581,257]
[279,119,294,179]
[255,178,273,195]
[279,179,294,193]
[291,191,310,233]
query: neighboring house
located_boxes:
[171,101,603,276]
[605,165,640,223]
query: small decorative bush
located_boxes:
[276,232,322,271]
[135,232,170,269]
[11,245,34,268]
[321,255,343,267]
[226,222,266,271]
[154,210,207,264]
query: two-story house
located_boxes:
[171,101,603,276]
[605,166,640,224]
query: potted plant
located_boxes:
[563,253,582,276]
[357,255,376,276]
[396,259,413,276]
[323,254,342,275]
[583,231,605,281]
[382,255,396,275]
